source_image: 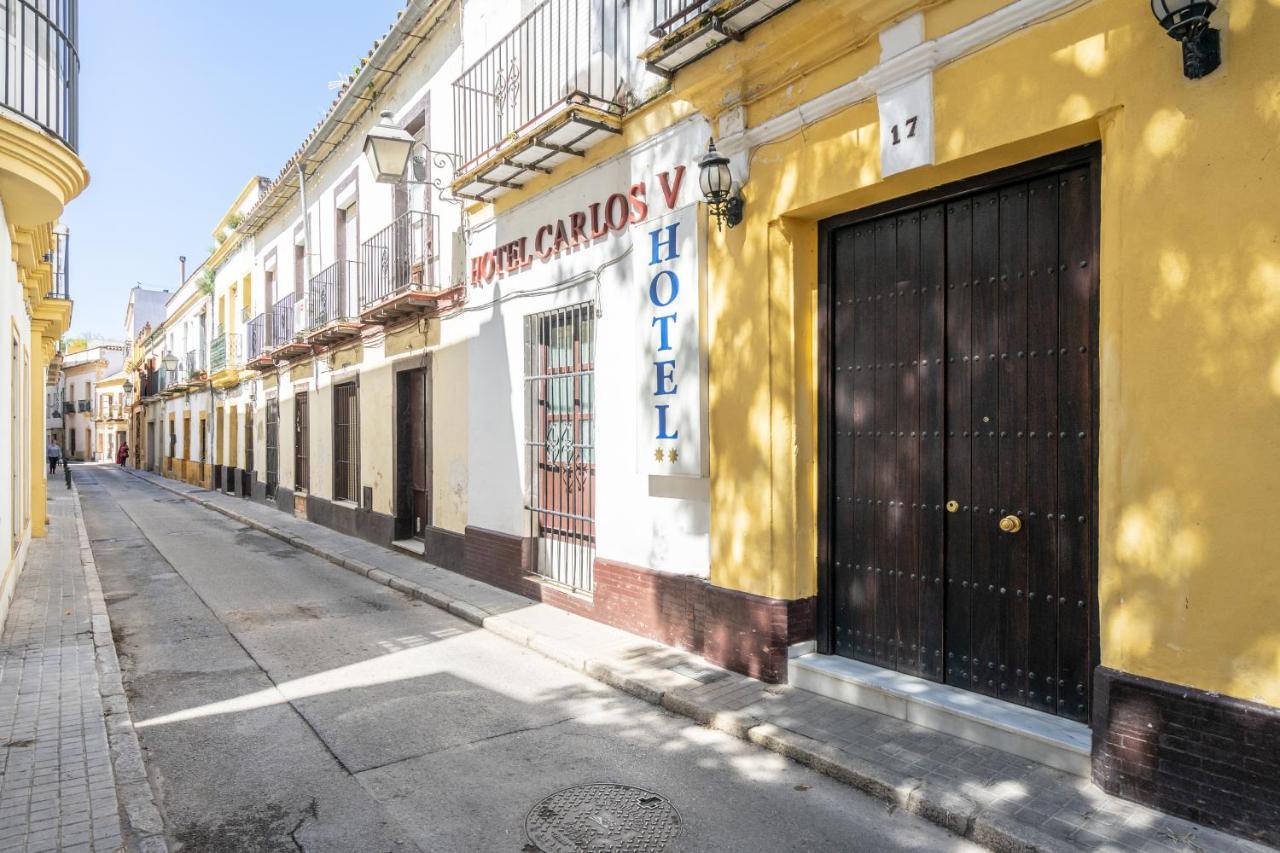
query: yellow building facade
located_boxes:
[634,0,1276,840]
[0,1,87,627]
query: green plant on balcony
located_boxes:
[199,269,215,295]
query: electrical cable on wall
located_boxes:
[433,243,633,323]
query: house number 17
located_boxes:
[889,116,919,146]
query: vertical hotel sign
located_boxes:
[636,204,702,477]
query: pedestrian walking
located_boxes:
[46,439,61,474]
[116,440,129,467]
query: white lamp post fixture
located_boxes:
[364,110,415,184]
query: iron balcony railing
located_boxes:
[0,0,78,150]
[307,260,361,329]
[270,293,297,345]
[246,312,270,359]
[209,332,241,373]
[452,0,629,168]
[140,369,157,397]
[44,226,68,298]
[75,399,88,412]
[651,0,715,36]
[360,211,440,308]
[157,366,188,393]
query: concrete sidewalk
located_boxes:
[0,482,165,853]
[124,466,1267,853]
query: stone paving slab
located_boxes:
[124,467,1270,853]
[0,484,157,853]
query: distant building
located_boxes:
[124,286,170,344]
[61,343,126,461]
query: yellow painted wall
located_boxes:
[432,340,469,534]
[673,0,1280,704]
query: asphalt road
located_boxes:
[77,464,981,853]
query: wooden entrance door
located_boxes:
[396,366,430,539]
[821,149,1098,722]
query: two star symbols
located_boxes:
[654,447,679,463]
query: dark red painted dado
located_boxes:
[462,526,814,683]
[1093,667,1280,846]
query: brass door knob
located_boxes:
[998,515,1022,533]
[946,500,960,513]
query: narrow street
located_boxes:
[75,464,978,853]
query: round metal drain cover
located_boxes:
[525,784,681,853]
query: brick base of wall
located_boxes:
[1093,666,1280,846]
[460,526,814,683]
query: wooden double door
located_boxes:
[821,149,1099,722]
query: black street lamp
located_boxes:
[1151,0,1220,79]
[698,139,743,230]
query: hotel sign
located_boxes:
[635,203,703,478]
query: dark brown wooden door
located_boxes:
[396,367,430,539]
[825,155,1097,723]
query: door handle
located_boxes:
[998,514,1022,533]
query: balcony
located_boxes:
[642,0,798,76]
[451,0,628,201]
[359,211,449,324]
[75,399,88,412]
[158,366,189,396]
[45,226,69,299]
[1,0,79,151]
[268,293,311,362]
[305,260,363,346]
[245,312,275,371]
[209,332,243,388]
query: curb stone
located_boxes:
[70,483,171,852]
[116,469,1197,853]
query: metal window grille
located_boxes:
[265,399,279,497]
[334,383,359,503]
[294,392,309,492]
[524,302,596,592]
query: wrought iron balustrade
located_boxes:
[307,260,361,329]
[209,332,241,373]
[360,211,439,309]
[270,293,297,345]
[45,226,68,298]
[651,0,717,36]
[0,0,79,150]
[452,0,629,168]
[246,312,269,359]
[157,366,188,392]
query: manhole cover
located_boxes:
[525,784,681,853]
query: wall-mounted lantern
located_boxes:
[363,110,415,184]
[1151,0,1220,79]
[698,139,743,230]
[161,351,178,372]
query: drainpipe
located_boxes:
[299,162,322,392]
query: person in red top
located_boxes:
[116,441,129,466]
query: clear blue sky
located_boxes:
[61,0,407,340]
